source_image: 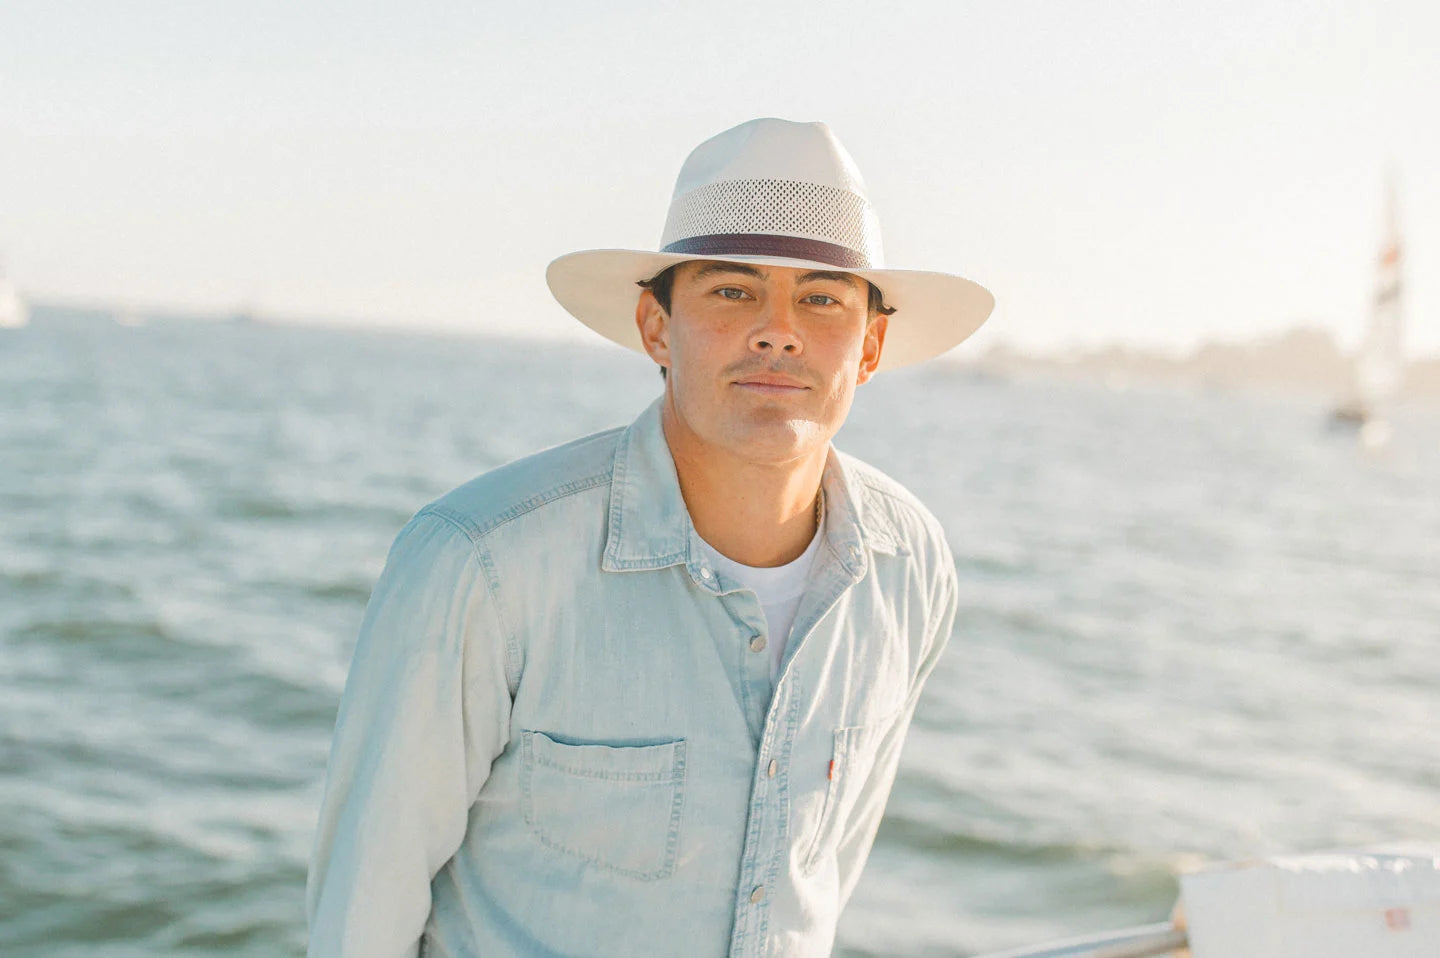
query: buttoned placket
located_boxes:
[687,554,773,744]
[721,535,868,958]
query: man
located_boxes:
[306,118,994,957]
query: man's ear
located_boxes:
[636,289,671,373]
[855,314,887,385]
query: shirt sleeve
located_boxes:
[833,560,958,911]
[306,510,515,958]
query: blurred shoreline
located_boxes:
[966,326,1440,402]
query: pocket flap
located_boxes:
[524,730,685,783]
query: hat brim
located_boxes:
[545,249,994,372]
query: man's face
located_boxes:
[636,260,887,466]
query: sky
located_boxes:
[2,0,1437,357]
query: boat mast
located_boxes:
[1354,171,1404,419]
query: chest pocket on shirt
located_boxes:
[801,712,898,874]
[519,730,687,881]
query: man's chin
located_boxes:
[724,417,831,465]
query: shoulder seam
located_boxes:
[421,469,613,541]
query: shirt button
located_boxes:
[750,884,765,904]
[767,759,778,777]
[699,567,713,580]
[749,634,766,653]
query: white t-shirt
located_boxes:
[695,517,824,682]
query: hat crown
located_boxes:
[658,118,885,269]
[673,118,870,196]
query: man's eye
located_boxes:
[805,294,838,306]
[717,287,747,300]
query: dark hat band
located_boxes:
[661,233,871,270]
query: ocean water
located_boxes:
[2,315,1437,957]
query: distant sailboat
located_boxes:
[0,265,28,329]
[1330,175,1404,446]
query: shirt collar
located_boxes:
[601,398,900,584]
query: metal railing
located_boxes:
[974,921,1188,958]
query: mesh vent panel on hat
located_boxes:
[659,178,884,267]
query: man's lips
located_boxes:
[732,374,809,392]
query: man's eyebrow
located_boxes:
[796,270,862,287]
[691,262,767,280]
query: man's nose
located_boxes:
[749,297,803,355]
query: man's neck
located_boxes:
[661,402,826,569]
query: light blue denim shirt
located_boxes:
[306,397,959,958]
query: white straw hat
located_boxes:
[545,117,994,371]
